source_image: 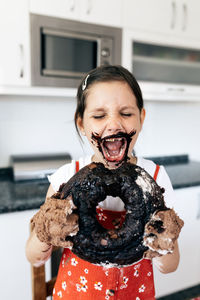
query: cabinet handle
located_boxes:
[86,0,92,15]
[69,0,76,12]
[19,44,24,78]
[167,87,185,92]
[171,1,177,29]
[182,3,188,31]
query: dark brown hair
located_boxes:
[74,65,144,136]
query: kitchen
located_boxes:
[0,0,200,299]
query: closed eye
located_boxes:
[121,113,133,117]
[93,115,105,119]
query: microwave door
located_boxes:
[41,28,99,78]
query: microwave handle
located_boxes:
[19,44,24,78]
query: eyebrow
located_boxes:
[88,105,137,114]
[89,108,106,113]
[120,106,136,110]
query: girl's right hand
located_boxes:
[31,195,79,248]
[143,208,184,258]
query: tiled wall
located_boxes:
[0,95,200,167]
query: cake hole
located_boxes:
[98,196,125,211]
[96,196,126,231]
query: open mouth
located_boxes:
[101,137,127,162]
[92,131,136,164]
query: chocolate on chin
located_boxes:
[51,162,168,267]
[91,131,136,166]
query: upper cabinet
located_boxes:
[0,0,30,86]
[29,0,80,21]
[29,0,122,27]
[122,0,200,41]
[79,0,122,27]
[181,0,200,40]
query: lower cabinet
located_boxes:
[0,209,51,300]
[154,186,200,298]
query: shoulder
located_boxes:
[137,157,175,208]
[136,157,157,178]
[48,155,92,192]
[137,157,170,183]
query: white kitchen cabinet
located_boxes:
[154,186,200,298]
[122,0,200,41]
[29,0,122,27]
[29,0,80,21]
[79,0,122,27]
[123,0,174,34]
[122,25,200,102]
[0,209,51,300]
[0,0,30,86]
[179,0,200,40]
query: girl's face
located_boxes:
[77,81,145,168]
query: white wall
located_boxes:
[0,95,200,168]
[136,100,200,161]
[0,95,92,167]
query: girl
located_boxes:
[26,65,180,300]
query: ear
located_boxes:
[76,117,85,136]
[140,108,146,129]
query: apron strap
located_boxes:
[153,164,160,181]
[75,160,80,173]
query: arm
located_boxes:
[153,240,180,273]
[25,184,55,266]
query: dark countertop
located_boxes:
[0,169,49,214]
[148,154,200,189]
[0,155,200,214]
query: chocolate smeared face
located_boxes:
[92,130,136,165]
[77,81,146,167]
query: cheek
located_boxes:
[133,117,143,131]
[129,131,140,149]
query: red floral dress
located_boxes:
[52,164,160,300]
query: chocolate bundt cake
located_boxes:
[51,162,167,266]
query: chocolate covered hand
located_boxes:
[31,195,79,248]
[143,208,184,258]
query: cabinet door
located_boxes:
[79,0,122,27]
[0,0,30,86]
[0,210,51,300]
[178,0,200,40]
[122,0,176,34]
[29,0,80,20]
[154,186,200,298]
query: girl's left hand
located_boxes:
[143,208,184,258]
[31,196,79,248]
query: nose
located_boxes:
[106,116,124,134]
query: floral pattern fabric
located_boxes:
[53,207,155,300]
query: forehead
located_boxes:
[85,81,137,110]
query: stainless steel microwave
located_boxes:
[30,14,122,88]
